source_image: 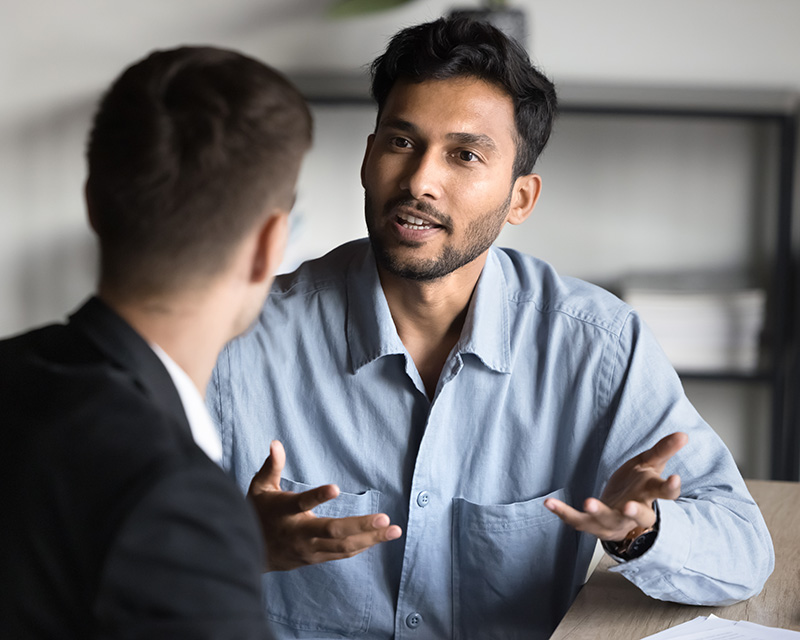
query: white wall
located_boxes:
[6,0,798,327]
[3,0,797,476]
[6,0,800,126]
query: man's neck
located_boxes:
[99,286,234,395]
[378,252,488,398]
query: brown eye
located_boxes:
[459,150,478,162]
[391,137,412,149]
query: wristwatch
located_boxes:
[604,504,660,561]
[612,524,658,560]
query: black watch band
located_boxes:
[603,502,660,561]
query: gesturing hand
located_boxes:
[544,432,687,541]
[247,440,403,572]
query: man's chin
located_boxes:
[373,248,455,282]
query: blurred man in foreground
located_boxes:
[0,45,311,638]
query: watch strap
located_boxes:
[603,501,660,561]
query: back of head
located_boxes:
[86,46,312,299]
[370,17,557,178]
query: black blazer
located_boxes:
[0,298,269,639]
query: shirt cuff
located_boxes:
[608,498,692,586]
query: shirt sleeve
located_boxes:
[599,310,774,605]
[92,462,272,639]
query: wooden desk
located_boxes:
[550,480,800,639]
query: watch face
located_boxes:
[625,530,658,559]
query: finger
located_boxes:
[306,512,399,539]
[544,498,594,529]
[628,472,683,506]
[250,440,286,492]
[638,432,688,471]
[546,498,636,539]
[657,473,682,500]
[308,525,403,560]
[291,484,340,514]
[584,497,647,535]
[618,500,658,530]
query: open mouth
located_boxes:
[396,210,441,231]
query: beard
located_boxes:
[365,190,512,282]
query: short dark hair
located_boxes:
[370,17,557,178]
[86,46,312,297]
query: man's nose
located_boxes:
[399,150,444,200]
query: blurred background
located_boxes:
[2,0,798,479]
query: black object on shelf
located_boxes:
[677,371,772,383]
[448,6,527,45]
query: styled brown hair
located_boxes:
[86,46,312,297]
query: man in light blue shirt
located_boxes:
[209,17,773,640]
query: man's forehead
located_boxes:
[383,75,511,103]
[377,77,516,147]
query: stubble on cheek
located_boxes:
[364,189,512,282]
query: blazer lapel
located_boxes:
[68,297,191,435]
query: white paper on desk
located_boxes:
[640,615,800,640]
[641,616,735,639]
[665,627,800,640]
[734,622,800,639]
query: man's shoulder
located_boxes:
[2,322,199,475]
[0,321,69,362]
[272,238,369,297]
[493,247,633,336]
[1,320,100,412]
[1,320,226,538]
[0,327,251,638]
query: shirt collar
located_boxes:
[455,248,511,373]
[345,244,511,374]
[150,343,223,466]
[346,245,407,372]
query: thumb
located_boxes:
[251,440,286,492]
[641,432,688,472]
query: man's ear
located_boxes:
[360,134,375,188]
[506,173,542,226]
[84,178,99,234]
[250,211,290,284]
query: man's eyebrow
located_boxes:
[446,131,498,153]
[379,118,499,153]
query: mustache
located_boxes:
[383,197,453,230]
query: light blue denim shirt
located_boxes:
[209,239,773,640]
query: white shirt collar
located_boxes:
[149,343,223,466]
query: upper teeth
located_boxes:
[398,212,433,229]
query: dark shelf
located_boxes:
[288,72,800,118]
[678,370,772,383]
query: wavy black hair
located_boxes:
[370,17,557,178]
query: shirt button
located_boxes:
[416,491,430,507]
[406,612,423,629]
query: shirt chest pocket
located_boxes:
[261,478,381,635]
[452,488,579,640]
